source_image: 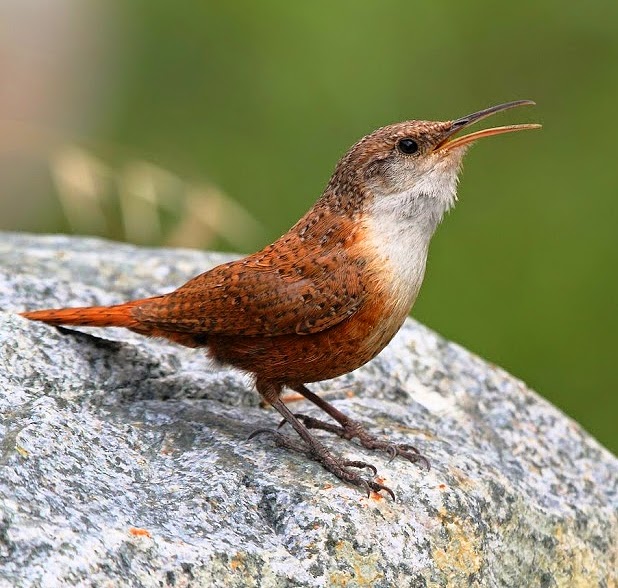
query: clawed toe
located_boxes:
[398,443,421,454]
[248,427,276,441]
[409,453,431,471]
[366,480,396,501]
[342,459,378,476]
[363,438,431,470]
[327,461,394,500]
[381,441,429,467]
[255,387,431,499]
[248,424,394,499]
[275,412,431,471]
[386,445,430,470]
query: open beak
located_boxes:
[434,100,541,153]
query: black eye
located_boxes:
[397,138,419,155]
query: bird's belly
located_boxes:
[207,296,411,385]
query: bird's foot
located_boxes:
[248,428,396,499]
[282,413,430,471]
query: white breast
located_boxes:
[363,187,448,311]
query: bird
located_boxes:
[21,100,540,499]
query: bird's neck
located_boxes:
[359,188,451,309]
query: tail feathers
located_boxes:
[20,297,160,329]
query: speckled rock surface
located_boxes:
[0,232,616,588]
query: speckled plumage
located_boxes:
[21,101,540,496]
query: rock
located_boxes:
[0,231,616,588]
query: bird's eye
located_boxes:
[397,138,419,155]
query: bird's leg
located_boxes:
[250,381,395,499]
[288,384,430,470]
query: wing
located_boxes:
[132,229,367,337]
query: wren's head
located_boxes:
[326,100,540,232]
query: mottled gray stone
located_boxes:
[0,232,616,588]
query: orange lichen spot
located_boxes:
[15,445,29,458]
[128,527,151,538]
[366,477,390,500]
[439,483,447,490]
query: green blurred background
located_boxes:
[1,1,616,452]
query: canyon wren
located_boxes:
[21,100,540,499]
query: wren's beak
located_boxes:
[434,100,541,153]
